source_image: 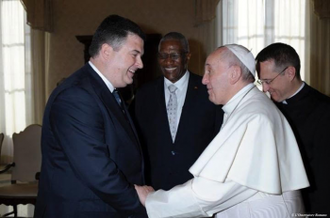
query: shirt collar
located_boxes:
[164,70,189,90]
[282,82,305,104]
[88,61,115,93]
[222,83,255,115]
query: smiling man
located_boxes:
[256,42,330,215]
[135,44,309,218]
[131,32,222,192]
[35,15,148,218]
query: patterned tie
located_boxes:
[167,85,178,142]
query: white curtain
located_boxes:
[217,0,307,81]
[0,0,32,164]
[0,1,40,216]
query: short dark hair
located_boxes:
[255,42,301,80]
[89,15,146,57]
[158,32,190,53]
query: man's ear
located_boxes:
[286,66,296,81]
[100,43,113,60]
[185,52,192,61]
[229,66,242,84]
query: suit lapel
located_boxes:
[88,66,140,146]
[120,97,141,144]
[156,77,166,109]
[156,77,175,143]
[182,74,199,110]
[176,74,200,140]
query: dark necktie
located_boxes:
[112,89,125,113]
[112,89,138,142]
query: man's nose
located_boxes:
[262,83,270,92]
[136,56,143,69]
[164,57,174,64]
[202,74,209,85]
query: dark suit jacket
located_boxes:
[34,64,147,218]
[131,72,222,191]
[275,83,330,214]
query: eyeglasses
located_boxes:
[257,66,288,85]
[158,52,186,60]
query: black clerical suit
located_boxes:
[275,83,330,214]
[131,72,222,191]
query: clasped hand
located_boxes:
[134,184,154,206]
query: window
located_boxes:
[0,3,33,216]
[216,0,306,80]
[0,0,31,162]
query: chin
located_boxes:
[270,95,281,102]
[208,96,216,104]
[165,76,176,83]
[125,78,134,85]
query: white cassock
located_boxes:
[145,84,309,218]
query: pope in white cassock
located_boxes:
[135,44,310,218]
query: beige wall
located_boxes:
[46,0,213,96]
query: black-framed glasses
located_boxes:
[257,66,288,85]
[158,52,186,60]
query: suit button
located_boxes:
[171,151,176,155]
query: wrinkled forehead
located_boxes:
[206,48,228,66]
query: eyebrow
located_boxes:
[159,51,181,53]
[133,49,143,55]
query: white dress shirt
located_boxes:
[164,71,189,134]
[89,61,115,93]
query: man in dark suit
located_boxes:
[34,15,151,218]
[256,42,330,215]
[131,32,222,191]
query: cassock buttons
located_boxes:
[171,151,176,155]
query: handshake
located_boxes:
[134,185,155,206]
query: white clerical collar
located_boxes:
[222,83,255,115]
[88,61,115,93]
[282,82,305,104]
[164,70,189,91]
